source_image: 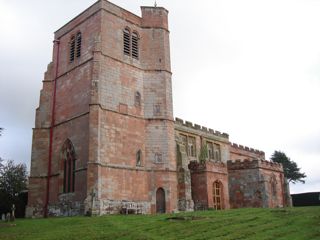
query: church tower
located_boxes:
[27,0,177,217]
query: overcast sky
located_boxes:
[0,0,319,194]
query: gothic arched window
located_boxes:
[123,28,139,60]
[76,32,82,58]
[213,181,223,210]
[61,139,76,193]
[132,32,139,59]
[123,28,131,56]
[69,36,76,62]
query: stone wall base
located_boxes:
[96,199,151,215]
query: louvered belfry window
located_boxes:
[76,32,82,58]
[132,32,139,59]
[123,28,139,60]
[70,32,82,63]
[123,28,131,56]
[69,36,76,62]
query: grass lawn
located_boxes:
[0,207,319,240]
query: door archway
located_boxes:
[156,188,166,213]
[213,181,223,210]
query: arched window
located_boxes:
[132,32,139,59]
[69,32,82,62]
[76,32,82,58]
[135,91,141,107]
[136,150,142,166]
[123,28,131,56]
[61,139,76,193]
[214,144,221,161]
[123,28,140,60]
[69,36,76,62]
[212,181,223,210]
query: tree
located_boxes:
[0,160,28,214]
[198,144,208,163]
[271,151,306,184]
[0,127,3,136]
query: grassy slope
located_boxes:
[0,207,319,240]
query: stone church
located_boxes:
[26,0,291,217]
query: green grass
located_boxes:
[0,207,319,240]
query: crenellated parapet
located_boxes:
[175,117,229,139]
[230,143,265,156]
[227,159,283,172]
[188,160,228,174]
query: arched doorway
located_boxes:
[213,181,223,210]
[156,188,166,213]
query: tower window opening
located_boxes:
[76,32,82,58]
[135,91,141,107]
[69,36,75,62]
[132,32,139,59]
[136,150,142,166]
[123,28,131,56]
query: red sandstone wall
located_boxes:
[189,162,229,210]
[190,171,208,209]
[206,165,230,210]
[260,169,286,208]
[84,3,177,214]
[27,2,102,217]
[227,160,285,208]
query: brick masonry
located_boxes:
[26,0,290,218]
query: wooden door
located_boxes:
[156,188,166,213]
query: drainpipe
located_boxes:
[44,39,60,217]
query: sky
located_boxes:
[0,0,319,194]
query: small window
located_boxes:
[136,150,142,166]
[188,136,196,157]
[135,91,141,107]
[76,32,82,58]
[180,134,188,154]
[123,28,131,56]
[214,144,221,161]
[132,32,139,59]
[69,36,76,62]
[207,142,214,160]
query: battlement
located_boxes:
[175,117,229,139]
[227,159,283,172]
[188,160,227,173]
[230,142,265,155]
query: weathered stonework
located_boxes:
[189,161,230,210]
[27,0,290,218]
[227,159,290,208]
